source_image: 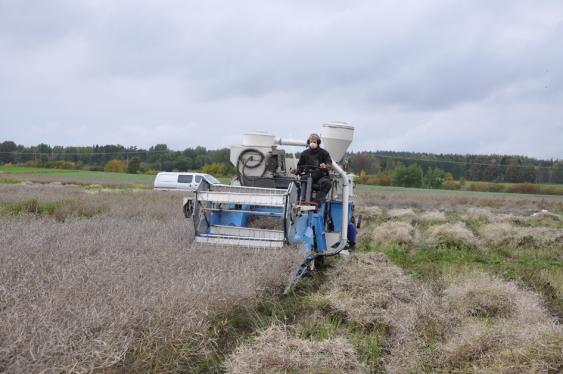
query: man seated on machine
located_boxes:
[295,133,332,203]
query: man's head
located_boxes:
[307,133,321,149]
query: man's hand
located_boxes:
[320,163,328,169]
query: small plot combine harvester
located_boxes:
[183,122,360,292]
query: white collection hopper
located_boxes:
[320,122,354,163]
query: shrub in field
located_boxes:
[387,208,417,221]
[24,160,38,167]
[424,222,479,249]
[104,159,126,173]
[143,168,158,175]
[54,160,76,169]
[0,178,23,184]
[490,212,524,223]
[442,180,462,190]
[224,326,367,374]
[506,182,541,194]
[82,164,104,171]
[468,182,505,192]
[127,156,141,174]
[370,222,418,246]
[1,198,108,221]
[540,186,563,195]
[462,207,494,221]
[418,210,447,222]
[392,164,423,188]
[423,167,446,188]
[477,223,517,246]
[359,174,392,186]
[200,162,235,177]
[357,205,383,219]
[376,174,392,186]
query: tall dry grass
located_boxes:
[3,173,152,187]
[0,184,300,372]
[437,272,563,372]
[479,222,563,248]
[424,222,480,249]
[320,253,562,373]
[320,252,444,373]
[386,208,417,221]
[417,209,447,222]
[224,326,367,373]
[369,222,418,247]
[356,188,563,213]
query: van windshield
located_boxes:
[204,175,220,184]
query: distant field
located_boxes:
[0,165,232,185]
[356,180,563,196]
[493,180,563,190]
[356,182,563,200]
[0,165,154,182]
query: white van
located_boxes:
[153,172,221,191]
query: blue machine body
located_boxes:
[188,177,358,293]
[289,204,328,253]
[205,200,353,254]
[209,205,283,227]
[329,201,353,233]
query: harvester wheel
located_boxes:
[313,255,325,270]
[183,200,194,218]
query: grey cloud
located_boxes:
[0,0,562,158]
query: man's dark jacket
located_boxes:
[297,147,332,181]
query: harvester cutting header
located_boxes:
[183,122,359,290]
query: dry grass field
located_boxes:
[0,182,300,372]
[1,177,562,372]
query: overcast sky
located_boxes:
[1,0,562,159]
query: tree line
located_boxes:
[0,141,235,175]
[1,140,562,184]
[347,151,563,184]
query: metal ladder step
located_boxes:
[194,225,285,248]
[197,191,286,207]
[210,184,288,195]
[209,225,284,240]
[195,235,285,248]
[204,208,283,217]
[197,184,289,207]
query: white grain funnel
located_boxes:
[320,122,354,163]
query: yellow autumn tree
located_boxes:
[359,169,367,184]
[104,159,126,173]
